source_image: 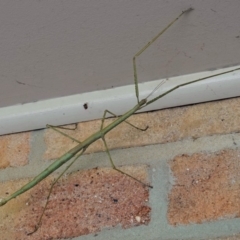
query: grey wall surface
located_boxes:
[0,0,239,108]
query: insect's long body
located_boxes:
[0,99,147,206]
[1,8,240,235]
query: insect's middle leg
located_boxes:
[100,110,148,131]
[101,136,152,188]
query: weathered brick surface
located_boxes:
[0,166,150,240]
[1,97,240,240]
[168,149,240,225]
[0,132,30,169]
[44,98,240,160]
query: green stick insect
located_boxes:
[0,8,239,234]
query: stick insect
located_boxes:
[1,7,240,234]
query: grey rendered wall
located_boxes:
[0,0,239,108]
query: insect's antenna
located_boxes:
[145,79,166,100]
[133,8,193,104]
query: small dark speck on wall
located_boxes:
[16,80,26,85]
[83,103,88,110]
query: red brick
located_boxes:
[168,149,240,225]
[0,132,30,169]
[0,165,150,239]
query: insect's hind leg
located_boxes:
[28,147,87,235]
[100,110,148,131]
[47,124,81,144]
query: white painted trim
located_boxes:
[0,66,239,136]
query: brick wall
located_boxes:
[0,97,240,240]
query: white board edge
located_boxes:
[0,65,239,136]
